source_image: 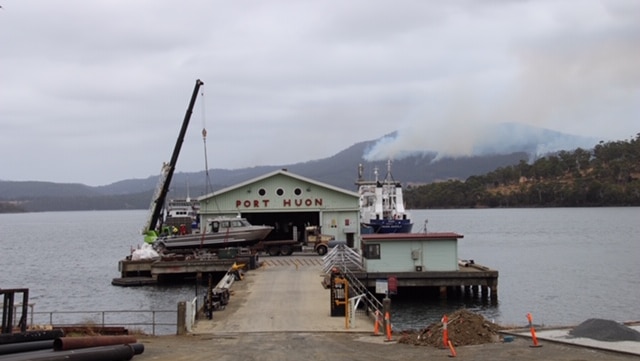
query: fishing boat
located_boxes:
[356,161,413,234]
[152,216,273,250]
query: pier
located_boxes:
[112,257,243,286]
[351,262,499,303]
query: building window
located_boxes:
[363,244,381,259]
[294,187,302,196]
[258,188,266,196]
[276,188,285,196]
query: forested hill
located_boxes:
[2,134,638,213]
[405,134,640,208]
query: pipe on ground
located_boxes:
[0,343,144,361]
[53,336,137,351]
[0,340,54,355]
[0,329,64,345]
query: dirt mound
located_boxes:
[398,309,503,347]
[569,319,640,342]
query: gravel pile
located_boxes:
[397,309,503,347]
[569,319,640,342]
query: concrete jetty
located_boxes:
[192,255,374,334]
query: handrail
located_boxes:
[30,310,177,336]
[322,244,384,322]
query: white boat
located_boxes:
[356,160,413,234]
[162,197,200,233]
[152,216,273,250]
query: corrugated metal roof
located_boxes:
[361,232,463,242]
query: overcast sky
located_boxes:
[1,1,638,186]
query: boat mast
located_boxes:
[143,79,204,234]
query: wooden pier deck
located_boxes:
[112,257,239,286]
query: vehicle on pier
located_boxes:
[252,225,334,256]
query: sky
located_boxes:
[1,1,638,186]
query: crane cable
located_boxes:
[199,87,213,196]
[200,88,220,213]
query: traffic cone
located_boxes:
[373,310,381,336]
[442,315,449,349]
[527,313,542,347]
[384,312,392,341]
[447,340,457,357]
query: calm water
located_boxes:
[1,208,639,333]
[394,208,640,330]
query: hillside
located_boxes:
[0,126,624,213]
[405,134,640,208]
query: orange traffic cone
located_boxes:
[373,310,381,336]
[442,315,449,349]
[447,340,457,357]
[384,312,392,341]
[527,313,542,347]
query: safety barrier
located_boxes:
[30,309,177,336]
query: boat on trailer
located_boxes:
[152,216,273,250]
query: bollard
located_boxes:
[447,340,457,357]
[384,312,392,341]
[442,314,449,349]
[373,310,381,336]
[527,313,542,347]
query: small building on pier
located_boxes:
[352,232,498,302]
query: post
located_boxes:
[490,280,498,305]
[439,286,447,300]
[177,301,187,335]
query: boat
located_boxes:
[162,197,200,233]
[356,161,413,234]
[152,216,273,250]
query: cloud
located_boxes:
[0,0,638,186]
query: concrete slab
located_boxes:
[193,256,375,334]
[506,325,640,357]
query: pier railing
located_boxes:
[322,245,384,323]
[30,309,177,336]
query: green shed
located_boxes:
[197,169,361,246]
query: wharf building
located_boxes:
[117,169,498,302]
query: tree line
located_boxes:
[405,134,640,208]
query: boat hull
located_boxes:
[362,219,413,234]
[157,226,273,250]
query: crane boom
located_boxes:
[142,79,204,234]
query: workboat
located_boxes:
[356,161,413,234]
[162,197,200,233]
[151,216,273,250]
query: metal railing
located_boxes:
[322,244,384,324]
[30,310,177,336]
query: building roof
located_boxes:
[197,168,359,201]
[361,232,464,242]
